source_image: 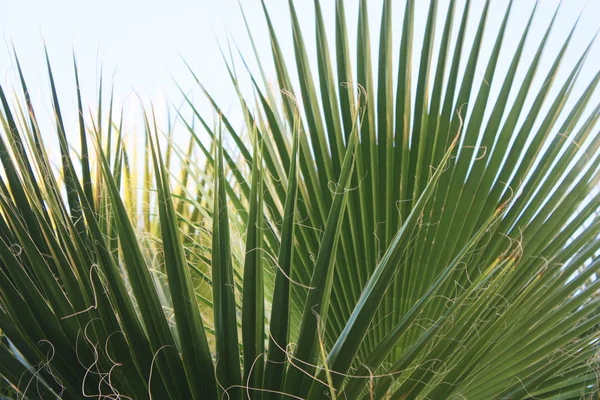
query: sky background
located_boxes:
[0,0,599,154]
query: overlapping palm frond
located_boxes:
[0,0,599,399]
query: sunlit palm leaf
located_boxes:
[0,1,598,399]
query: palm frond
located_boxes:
[0,1,598,399]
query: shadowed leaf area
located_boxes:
[0,0,599,399]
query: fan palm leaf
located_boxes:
[0,0,599,399]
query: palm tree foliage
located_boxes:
[0,0,599,398]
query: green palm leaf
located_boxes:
[0,1,598,399]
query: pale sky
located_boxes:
[0,0,599,151]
